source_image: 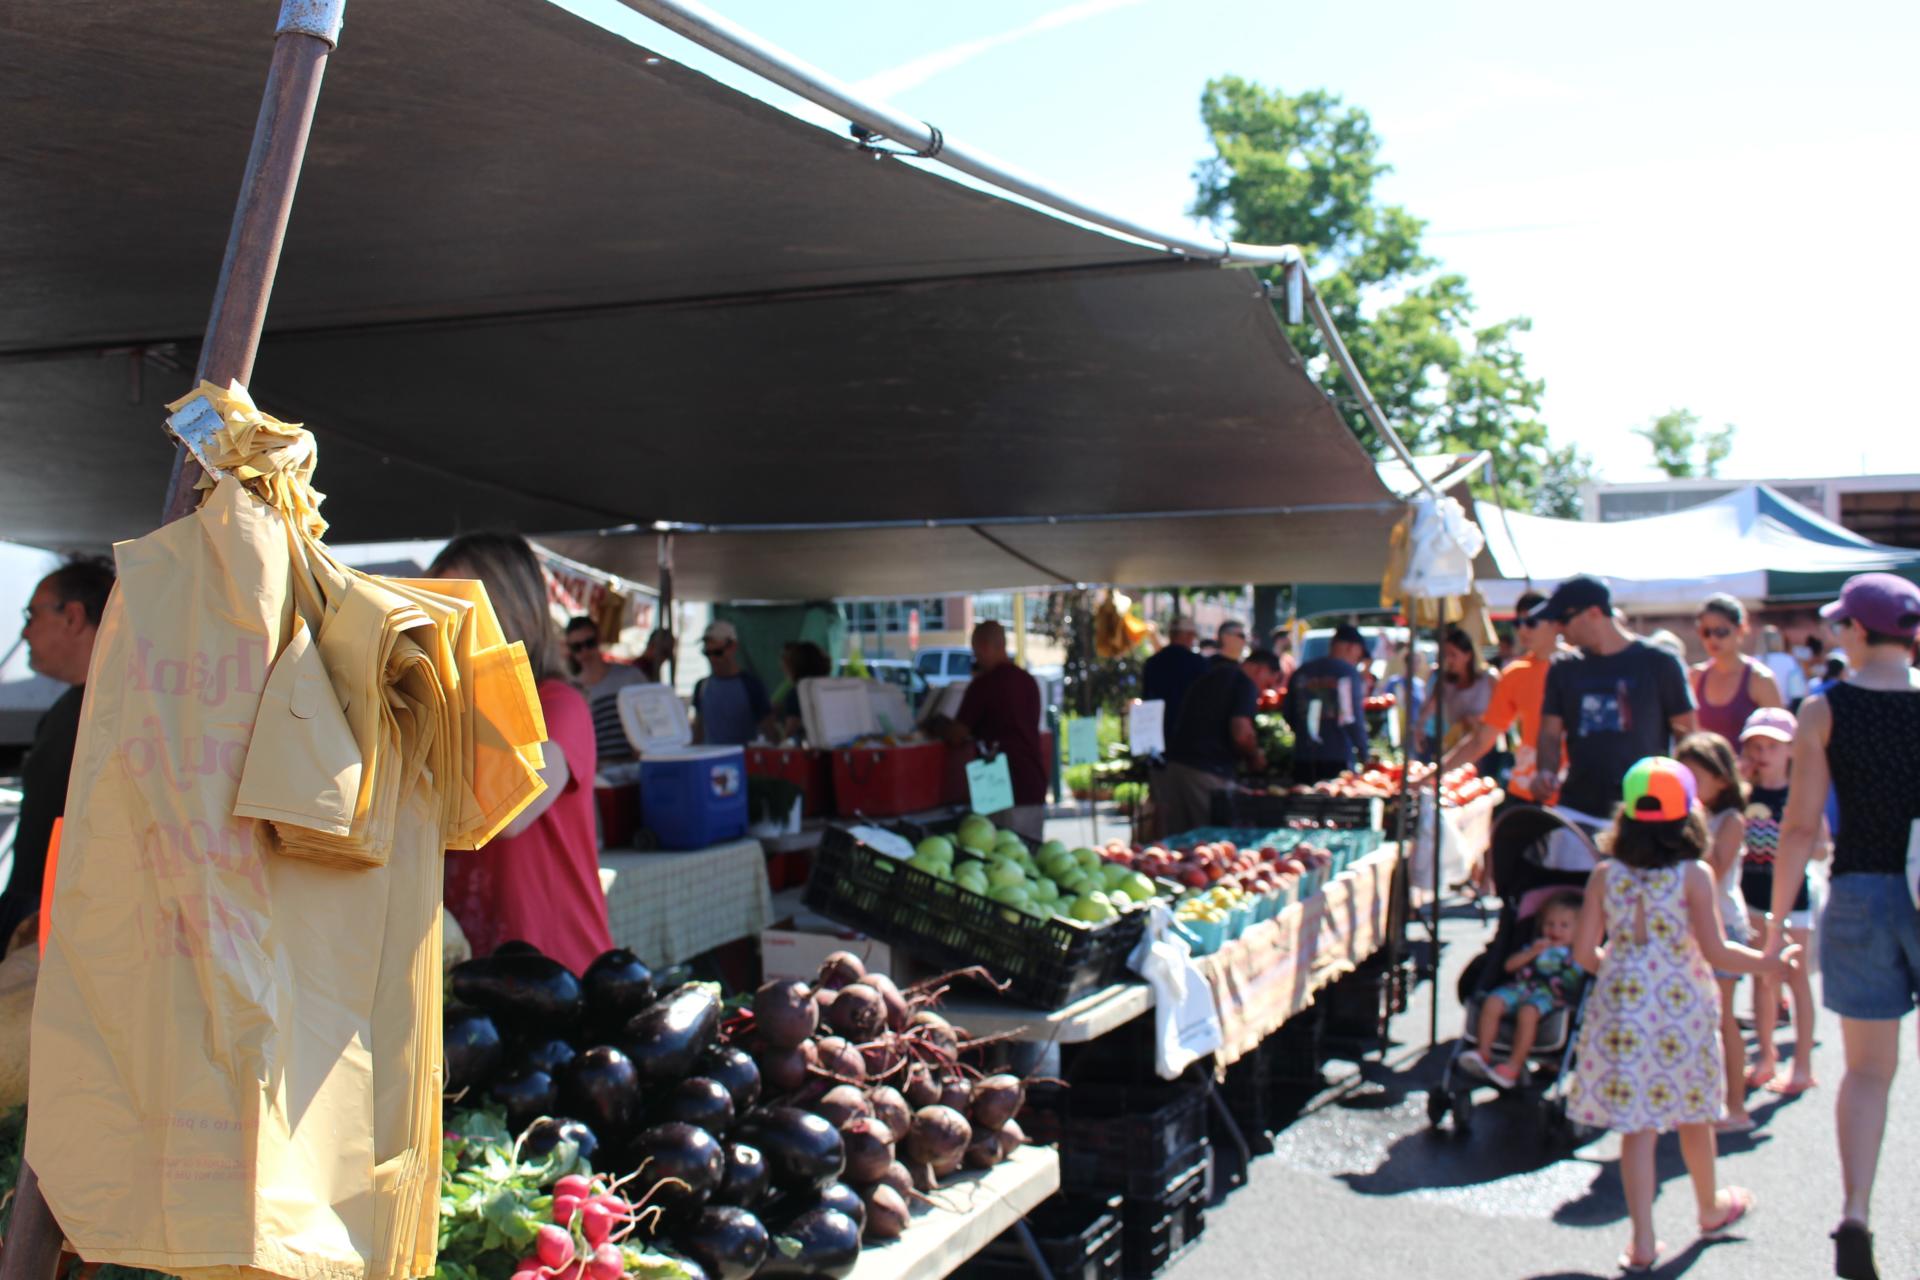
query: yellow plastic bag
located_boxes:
[28,384,545,1280]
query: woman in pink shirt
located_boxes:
[1691,594,1782,743]
[431,532,614,975]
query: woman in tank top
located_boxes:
[1690,594,1782,743]
[1769,574,1920,1280]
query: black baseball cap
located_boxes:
[1331,623,1372,655]
[1529,575,1612,624]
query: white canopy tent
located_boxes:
[1474,485,1920,613]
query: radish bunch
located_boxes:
[513,1171,682,1280]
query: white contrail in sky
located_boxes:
[852,0,1150,100]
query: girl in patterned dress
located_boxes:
[1569,757,1796,1272]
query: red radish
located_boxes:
[511,1263,543,1280]
[535,1223,575,1270]
[586,1242,624,1280]
[552,1193,583,1225]
[580,1199,615,1246]
[554,1174,594,1201]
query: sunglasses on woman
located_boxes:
[1698,625,1733,640]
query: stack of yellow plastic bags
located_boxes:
[28,382,547,1280]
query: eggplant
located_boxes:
[520,1116,599,1163]
[582,948,657,1036]
[811,1183,866,1235]
[560,1046,641,1140]
[451,954,584,1027]
[655,1077,735,1137]
[620,983,723,1082]
[494,939,544,957]
[734,1107,845,1195]
[443,1010,504,1093]
[696,1045,762,1113]
[487,1068,557,1134]
[714,1142,770,1209]
[674,1206,769,1280]
[627,1122,726,1226]
[518,1037,578,1078]
[756,1207,861,1279]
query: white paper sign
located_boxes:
[1067,717,1100,767]
[1127,700,1166,758]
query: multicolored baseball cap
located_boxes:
[1622,756,1697,822]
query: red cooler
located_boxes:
[833,741,947,817]
[747,746,835,817]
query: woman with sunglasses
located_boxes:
[1769,573,1920,1280]
[1689,593,1783,743]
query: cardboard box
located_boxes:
[761,917,894,985]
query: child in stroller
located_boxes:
[1429,806,1600,1137]
[1459,890,1584,1088]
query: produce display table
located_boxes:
[846,1145,1061,1280]
[598,838,772,966]
[1197,843,1400,1068]
[934,981,1153,1046]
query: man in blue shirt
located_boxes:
[1282,623,1371,783]
[692,620,770,746]
[1141,615,1209,736]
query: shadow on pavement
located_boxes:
[1525,1232,1746,1278]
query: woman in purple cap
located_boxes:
[1771,571,1920,1280]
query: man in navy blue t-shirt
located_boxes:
[1141,615,1210,740]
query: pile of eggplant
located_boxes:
[445,943,1026,1279]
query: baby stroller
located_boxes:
[1427,805,1602,1144]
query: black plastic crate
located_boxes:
[1268,1006,1326,1089]
[1323,954,1395,1042]
[1060,1079,1208,1199]
[805,825,1146,1007]
[1208,788,1383,831]
[1220,1048,1277,1154]
[962,1193,1124,1280]
[1120,1154,1208,1279]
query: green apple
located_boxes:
[914,836,955,863]
[1038,839,1069,862]
[955,868,990,893]
[957,814,998,852]
[1068,893,1117,923]
[1030,877,1061,904]
[1098,862,1132,891]
[1119,872,1158,904]
[1040,853,1076,881]
[1071,847,1101,871]
[987,861,1028,890]
[988,882,1034,907]
[910,853,953,879]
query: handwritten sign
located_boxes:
[1066,717,1100,767]
[1127,700,1166,759]
[965,754,1015,814]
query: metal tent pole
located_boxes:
[1428,622,1446,1047]
[0,6,343,1279]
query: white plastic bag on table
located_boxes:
[1128,903,1222,1080]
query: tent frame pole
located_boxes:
[0,6,342,1280]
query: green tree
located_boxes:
[1191,78,1572,509]
[1534,442,1596,519]
[1635,408,1736,478]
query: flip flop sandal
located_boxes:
[1764,1076,1818,1096]
[1617,1242,1665,1273]
[1714,1114,1756,1135]
[1699,1186,1755,1237]
[1744,1065,1776,1090]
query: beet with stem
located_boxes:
[752,980,820,1050]
[823,983,886,1043]
[903,1105,971,1175]
[838,1117,894,1185]
[865,1086,911,1142]
[813,1085,870,1129]
[814,951,866,991]
[860,1184,909,1241]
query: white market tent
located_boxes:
[1474,484,1920,613]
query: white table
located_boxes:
[844,1144,1061,1280]
[598,838,771,966]
[934,981,1154,1046]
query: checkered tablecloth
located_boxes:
[598,838,772,967]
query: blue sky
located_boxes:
[560,0,1920,483]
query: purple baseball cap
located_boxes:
[1820,572,1920,639]
[1739,706,1797,744]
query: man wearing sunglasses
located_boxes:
[691,620,769,747]
[1531,576,1698,833]
[1441,590,1566,803]
[3,557,115,947]
[566,616,647,767]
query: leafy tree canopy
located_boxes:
[1635,407,1736,478]
[1192,77,1577,514]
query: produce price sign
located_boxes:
[965,754,1015,814]
[1127,700,1166,758]
[1066,718,1099,767]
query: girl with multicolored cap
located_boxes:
[1769,570,1920,1280]
[1568,756,1796,1273]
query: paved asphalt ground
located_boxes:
[1163,907,1920,1280]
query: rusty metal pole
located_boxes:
[0,6,343,1279]
[160,0,345,523]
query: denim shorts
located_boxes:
[1821,873,1920,1020]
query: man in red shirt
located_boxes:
[939,621,1048,839]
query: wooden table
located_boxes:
[598,838,771,966]
[935,981,1154,1046]
[844,1144,1061,1280]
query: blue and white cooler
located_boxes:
[617,684,749,850]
